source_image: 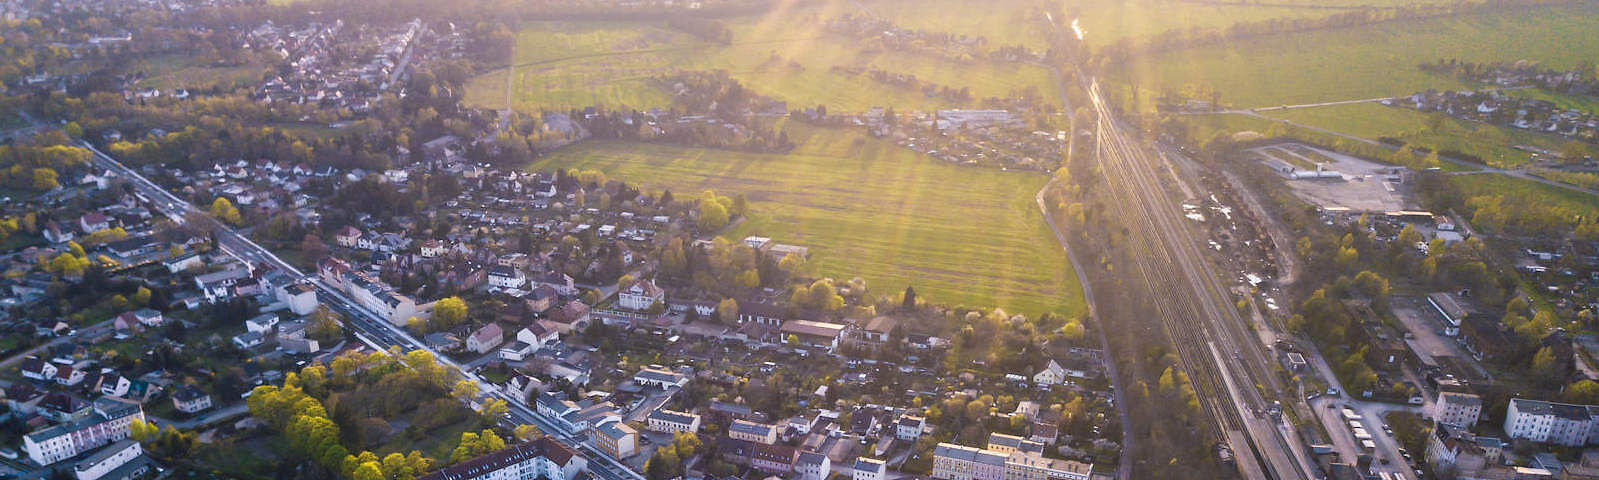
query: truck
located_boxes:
[1353,428,1373,440]
[1361,439,1377,451]
[1341,408,1362,421]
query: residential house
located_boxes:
[467,324,505,354]
[1033,360,1068,386]
[172,386,212,414]
[79,213,110,234]
[245,313,280,333]
[21,357,57,381]
[780,320,847,351]
[617,278,664,311]
[647,409,702,434]
[233,331,266,349]
[855,458,888,480]
[897,414,926,441]
[730,419,780,445]
[751,443,797,474]
[334,226,362,248]
[72,439,149,480]
[487,265,527,290]
[633,367,688,389]
[546,301,590,333]
[162,253,202,273]
[795,451,830,480]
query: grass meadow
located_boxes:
[1260,103,1571,168]
[1113,3,1599,110]
[526,124,1085,317]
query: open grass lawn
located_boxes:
[1114,3,1599,111]
[527,125,1085,317]
[1260,103,1570,168]
[127,55,265,91]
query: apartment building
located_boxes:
[1503,398,1599,447]
[1434,391,1482,427]
[646,409,701,434]
[419,437,587,480]
[24,397,145,466]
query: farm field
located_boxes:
[525,125,1084,317]
[463,9,1058,114]
[1112,3,1599,111]
[1260,103,1569,168]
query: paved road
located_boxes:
[147,402,249,430]
[0,319,115,369]
[76,138,645,480]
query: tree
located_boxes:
[308,307,344,344]
[210,197,241,225]
[32,168,59,190]
[1059,320,1086,342]
[1565,380,1599,405]
[902,286,917,310]
[451,380,480,403]
[479,398,508,425]
[716,298,739,325]
[697,198,729,231]
[432,297,467,329]
[514,424,542,441]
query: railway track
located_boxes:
[1084,80,1303,479]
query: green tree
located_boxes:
[210,197,241,225]
[431,297,467,329]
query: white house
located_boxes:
[245,313,280,333]
[277,282,320,316]
[1033,360,1067,385]
[172,386,213,414]
[647,409,702,434]
[488,265,527,290]
[72,439,145,480]
[795,451,831,480]
[854,457,887,480]
[897,414,926,441]
[618,278,665,311]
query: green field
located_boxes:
[1260,103,1570,168]
[526,125,1084,317]
[1114,3,1599,110]
[1452,172,1599,224]
[465,5,1059,114]
[861,0,1440,49]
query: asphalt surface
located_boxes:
[80,141,644,480]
